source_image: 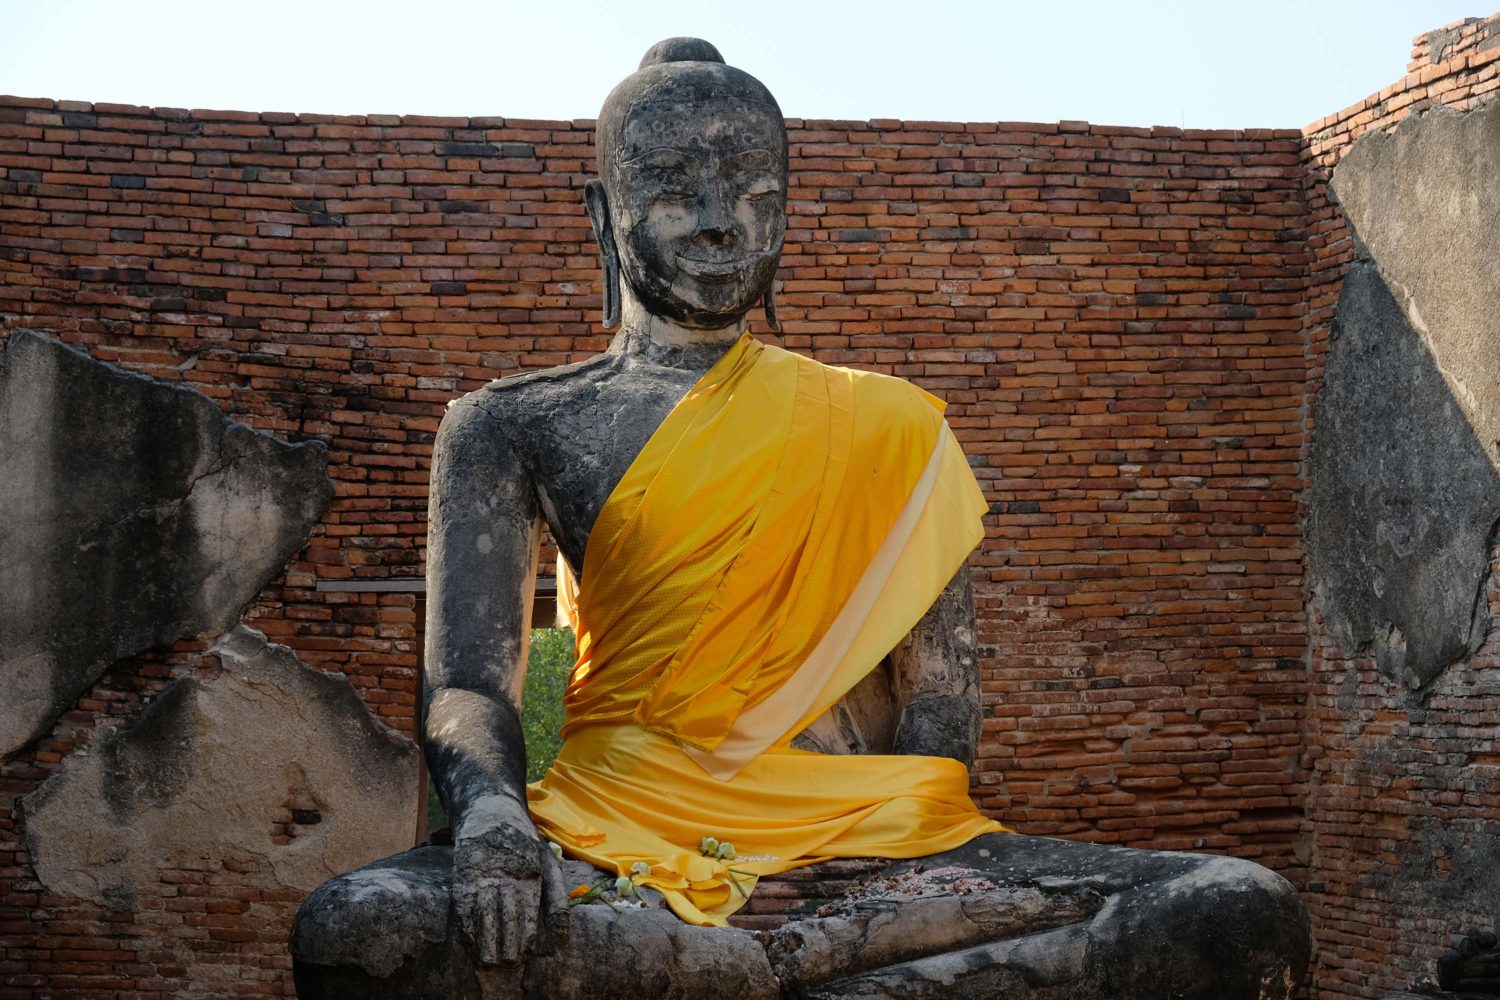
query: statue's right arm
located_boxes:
[424,396,568,964]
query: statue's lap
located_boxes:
[292,832,1309,1000]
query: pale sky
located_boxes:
[0,0,1488,129]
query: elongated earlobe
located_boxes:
[583,179,621,330]
[762,283,781,333]
[601,254,621,330]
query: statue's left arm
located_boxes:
[889,566,982,766]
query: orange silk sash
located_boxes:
[526,334,1002,925]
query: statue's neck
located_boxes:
[607,286,745,374]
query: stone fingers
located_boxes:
[496,877,541,965]
[456,876,525,967]
[474,887,504,966]
[537,851,571,954]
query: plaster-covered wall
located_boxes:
[0,330,333,756]
[0,335,419,998]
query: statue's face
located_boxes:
[608,96,787,328]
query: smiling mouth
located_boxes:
[676,250,774,281]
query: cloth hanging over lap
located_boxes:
[526,333,1003,925]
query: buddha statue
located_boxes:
[291,38,1310,1000]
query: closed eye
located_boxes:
[738,174,781,199]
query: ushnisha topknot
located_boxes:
[638,37,724,68]
[596,37,786,179]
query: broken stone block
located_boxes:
[0,330,334,756]
[19,626,420,910]
[1309,102,1500,689]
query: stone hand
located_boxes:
[451,794,570,965]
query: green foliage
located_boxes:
[426,779,446,835]
[425,628,575,834]
[521,627,574,781]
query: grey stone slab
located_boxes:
[0,330,334,756]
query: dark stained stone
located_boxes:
[1309,100,1500,690]
[0,330,334,757]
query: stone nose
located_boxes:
[693,185,737,249]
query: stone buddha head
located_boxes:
[586,37,787,332]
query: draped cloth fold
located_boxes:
[526,334,1003,925]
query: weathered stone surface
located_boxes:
[767,880,1104,987]
[19,626,419,910]
[525,898,779,1000]
[802,925,1089,999]
[293,846,779,1000]
[1309,100,1500,689]
[1359,813,1500,929]
[798,875,1302,1000]
[870,835,1310,1000]
[0,330,334,755]
[293,847,477,997]
[1307,265,1498,689]
[1436,929,1500,994]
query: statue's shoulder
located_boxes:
[482,353,617,398]
[446,355,617,421]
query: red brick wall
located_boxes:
[1299,15,1500,1000]
[0,14,1490,992]
[0,98,1309,996]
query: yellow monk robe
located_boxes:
[526,333,1004,925]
